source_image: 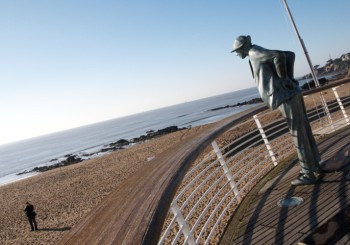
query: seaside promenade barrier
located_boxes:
[157,78,350,245]
[57,78,350,245]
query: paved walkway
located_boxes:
[221,126,350,245]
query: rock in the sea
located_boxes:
[117,139,129,145]
[109,139,130,147]
[66,155,82,164]
[208,98,263,111]
[301,77,328,90]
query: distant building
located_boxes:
[311,52,350,75]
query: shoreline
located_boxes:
[2,97,263,185]
[0,172,39,187]
[15,125,188,176]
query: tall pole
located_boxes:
[281,0,333,130]
[282,0,320,87]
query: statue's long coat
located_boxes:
[248,45,320,172]
[248,45,300,109]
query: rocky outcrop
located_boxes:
[17,155,83,175]
[208,98,263,112]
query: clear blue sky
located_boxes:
[1,0,349,145]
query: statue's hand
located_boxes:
[284,78,295,89]
[292,79,299,85]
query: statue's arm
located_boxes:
[272,52,288,79]
[250,47,288,79]
[250,47,296,89]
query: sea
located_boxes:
[0,87,260,186]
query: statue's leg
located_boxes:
[279,94,321,185]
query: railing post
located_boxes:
[253,115,278,166]
[320,93,335,132]
[211,141,242,203]
[170,202,196,245]
[332,86,350,125]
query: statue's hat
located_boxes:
[231,35,251,53]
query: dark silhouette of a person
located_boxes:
[24,201,38,231]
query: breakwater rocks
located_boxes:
[208,98,263,111]
[17,126,187,175]
[19,155,84,174]
[100,126,186,153]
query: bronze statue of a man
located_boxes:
[231,35,321,185]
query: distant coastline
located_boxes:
[302,52,350,79]
[16,96,264,176]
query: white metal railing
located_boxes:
[158,80,350,244]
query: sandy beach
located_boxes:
[0,125,212,245]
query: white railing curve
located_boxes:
[158,79,350,244]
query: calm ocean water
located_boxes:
[0,87,259,185]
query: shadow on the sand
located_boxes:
[38,227,71,232]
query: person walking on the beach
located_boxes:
[24,201,38,231]
[231,35,321,186]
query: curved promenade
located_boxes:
[57,78,350,245]
[56,105,267,245]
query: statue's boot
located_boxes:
[291,173,317,186]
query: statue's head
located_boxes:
[231,35,251,59]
